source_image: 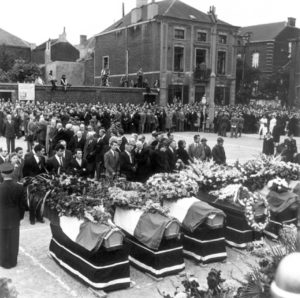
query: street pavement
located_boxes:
[0,132,299,298]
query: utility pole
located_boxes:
[208,6,217,127]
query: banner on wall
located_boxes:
[18,83,35,101]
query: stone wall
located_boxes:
[0,83,145,105]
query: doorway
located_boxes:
[168,85,189,104]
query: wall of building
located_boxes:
[274,26,300,70]
[84,57,95,86]
[245,42,271,74]
[45,61,85,86]
[94,21,161,87]
[0,83,145,105]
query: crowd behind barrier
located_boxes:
[0,101,298,182]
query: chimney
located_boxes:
[45,39,51,64]
[80,35,87,45]
[147,1,158,19]
[287,17,296,27]
[58,27,67,42]
[136,0,147,8]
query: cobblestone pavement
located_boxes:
[0,133,299,298]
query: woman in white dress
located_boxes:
[258,116,268,139]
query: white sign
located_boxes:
[18,83,35,101]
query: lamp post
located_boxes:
[241,32,252,89]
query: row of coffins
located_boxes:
[44,183,299,291]
[43,195,228,289]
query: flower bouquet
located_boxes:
[146,172,199,202]
[108,186,147,208]
[267,177,290,193]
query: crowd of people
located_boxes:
[0,99,299,271]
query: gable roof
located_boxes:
[240,22,286,42]
[34,39,59,50]
[100,0,234,34]
[0,27,30,48]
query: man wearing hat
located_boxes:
[212,137,226,165]
[0,163,26,269]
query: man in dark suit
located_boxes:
[0,147,8,164]
[212,137,226,165]
[104,139,120,178]
[69,148,88,177]
[23,144,47,177]
[95,129,109,179]
[23,144,47,224]
[51,122,67,151]
[0,163,26,268]
[46,144,66,175]
[59,140,73,171]
[188,134,205,162]
[68,130,86,154]
[120,143,136,181]
[166,140,177,172]
[83,133,97,178]
[3,114,16,153]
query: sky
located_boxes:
[1,0,300,45]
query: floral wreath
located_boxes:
[238,187,270,232]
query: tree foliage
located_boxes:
[0,45,15,72]
[0,59,41,83]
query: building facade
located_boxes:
[94,0,239,105]
[240,18,300,76]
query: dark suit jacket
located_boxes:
[135,148,151,182]
[46,156,65,174]
[104,150,120,177]
[84,139,96,162]
[95,135,109,163]
[63,150,73,170]
[3,120,16,139]
[212,144,226,165]
[69,136,86,153]
[0,180,26,229]
[151,150,170,174]
[166,148,177,172]
[23,153,46,177]
[120,151,136,180]
[69,158,88,176]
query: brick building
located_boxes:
[239,18,300,77]
[94,0,239,105]
[0,27,31,63]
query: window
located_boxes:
[252,52,259,68]
[197,31,207,42]
[217,51,226,75]
[195,49,206,67]
[218,34,227,44]
[102,56,109,69]
[174,28,185,39]
[174,46,184,72]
